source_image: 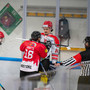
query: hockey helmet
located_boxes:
[31,31,41,41]
[0,31,4,38]
[84,36,90,45]
[0,31,4,45]
[42,21,53,28]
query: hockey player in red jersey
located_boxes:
[20,31,48,78]
[60,36,90,66]
[0,31,4,45]
[39,21,60,71]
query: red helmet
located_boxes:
[0,31,4,38]
[42,21,53,28]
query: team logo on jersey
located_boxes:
[55,49,59,53]
[29,42,36,47]
[45,49,48,53]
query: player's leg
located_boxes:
[39,59,50,71]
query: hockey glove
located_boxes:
[45,40,52,51]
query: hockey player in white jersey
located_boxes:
[39,21,60,71]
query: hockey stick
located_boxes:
[40,62,48,76]
[16,38,28,41]
[0,83,5,90]
[16,38,69,47]
[68,63,83,69]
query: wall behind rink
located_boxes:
[0,0,87,59]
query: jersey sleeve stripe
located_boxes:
[52,57,58,60]
[62,57,76,66]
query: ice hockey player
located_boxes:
[20,31,48,78]
[60,36,90,66]
[60,36,90,90]
[39,21,60,71]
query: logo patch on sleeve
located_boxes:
[45,49,48,53]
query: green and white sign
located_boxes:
[0,3,22,35]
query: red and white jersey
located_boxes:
[40,33,60,64]
[20,40,47,72]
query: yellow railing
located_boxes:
[61,47,85,51]
[27,12,87,18]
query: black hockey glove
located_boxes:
[45,40,52,51]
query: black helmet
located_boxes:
[84,36,90,45]
[31,31,41,41]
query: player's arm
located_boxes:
[60,53,82,66]
[38,44,48,58]
[20,41,28,52]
